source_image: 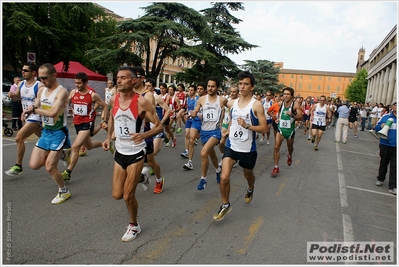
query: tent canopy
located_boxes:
[54,61,108,99]
[54,61,107,81]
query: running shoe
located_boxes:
[164,137,169,144]
[122,223,141,242]
[51,190,71,204]
[244,189,253,204]
[271,167,279,177]
[314,145,318,151]
[176,128,182,134]
[342,141,347,144]
[79,147,87,156]
[165,142,171,147]
[140,167,150,191]
[183,161,193,170]
[333,140,340,143]
[172,137,177,148]
[213,204,232,221]
[194,139,198,145]
[260,136,264,143]
[388,188,397,195]
[266,139,270,145]
[197,179,207,190]
[149,167,154,176]
[4,165,23,177]
[61,148,71,167]
[375,180,383,186]
[307,136,311,140]
[216,169,221,184]
[354,135,358,138]
[311,136,315,143]
[287,155,292,166]
[62,170,71,183]
[153,177,164,194]
[181,150,189,158]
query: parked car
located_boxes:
[2,92,12,107]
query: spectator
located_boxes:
[359,103,368,131]
[8,76,23,131]
[333,100,349,144]
[375,100,397,195]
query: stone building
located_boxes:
[362,25,397,105]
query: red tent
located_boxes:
[54,61,107,99]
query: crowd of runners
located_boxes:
[4,62,396,242]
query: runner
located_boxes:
[271,87,303,177]
[190,77,227,189]
[5,63,45,177]
[309,95,332,151]
[213,71,267,221]
[102,66,163,241]
[61,72,108,183]
[22,63,71,204]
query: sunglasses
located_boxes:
[38,76,50,80]
[22,69,32,73]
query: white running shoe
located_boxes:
[122,223,141,242]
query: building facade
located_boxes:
[364,25,397,105]
[277,65,355,99]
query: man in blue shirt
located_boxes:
[375,100,397,195]
[334,100,350,144]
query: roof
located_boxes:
[54,61,107,81]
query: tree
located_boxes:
[344,68,368,103]
[175,2,258,86]
[240,60,284,94]
[3,3,112,81]
[87,2,211,79]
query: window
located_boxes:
[300,75,303,79]
[308,84,311,89]
[309,76,312,80]
[291,75,294,78]
[337,86,340,91]
[327,85,330,90]
[290,83,293,87]
[338,77,341,82]
[318,85,321,90]
[282,74,285,78]
[299,84,302,89]
[349,79,352,82]
[319,76,322,80]
[328,77,331,81]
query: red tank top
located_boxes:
[72,90,95,125]
[112,93,140,121]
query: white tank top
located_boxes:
[263,99,273,120]
[201,95,222,131]
[229,98,257,152]
[113,94,146,155]
[21,80,41,122]
[313,103,327,126]
[40,86,68,129]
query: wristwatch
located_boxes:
[245,124,250,130]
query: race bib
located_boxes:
[115,121,133,138]
[21,100,33,111]
[203,109,217,121]
[230,125,249,141]
[305,110,309,115]
[41,104,54,126]
[279,119,291,129]
[73,104,88,116]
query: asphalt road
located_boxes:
[2,118,396,264]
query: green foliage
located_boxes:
[175,2,258,85]
[240,60,281,94]
[344,68,368,103]
[3,3,114,79]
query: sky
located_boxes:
[95,1,398,73]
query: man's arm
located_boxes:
[92,93,108,121]
[190,95,204,118]
[250,101,267,134]
[155,95,172,124]
[34,87,68,118]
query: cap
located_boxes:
[391,100,397,106]
[342,100,347,105]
